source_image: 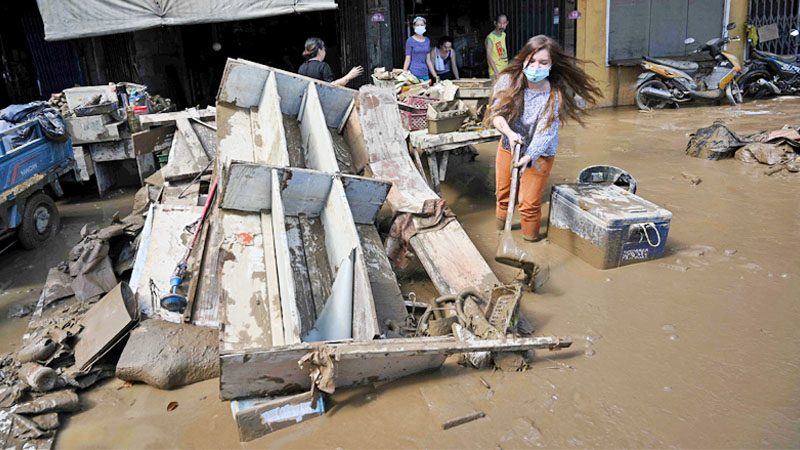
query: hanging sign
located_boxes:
[371,12,385,23]
[568,10,582,20]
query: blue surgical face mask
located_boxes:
[414,26,426,35]
[523,66,550,82]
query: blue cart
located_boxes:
[0,119,74,249]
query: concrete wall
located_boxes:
[575,0,748,108]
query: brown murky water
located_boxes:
[5,98,800,449]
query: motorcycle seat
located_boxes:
[752,49,798,64]
[645,57,699,72]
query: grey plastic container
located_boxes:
[548,184,672,269]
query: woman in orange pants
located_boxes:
[485,35,601,241]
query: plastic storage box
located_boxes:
[548,184,672,269]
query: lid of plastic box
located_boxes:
[552,184,672,227]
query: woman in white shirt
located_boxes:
[430,36,459,81]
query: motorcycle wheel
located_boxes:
[725,81,743,105]
[738,70,772,98]
[635,80,670,111]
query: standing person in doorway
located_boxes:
[486,13,509,79]
[403,16,437,82]
[486,35,601,242]
[298,37,363,87]
[431,36,460,81]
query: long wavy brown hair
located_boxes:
[484,35,602,130]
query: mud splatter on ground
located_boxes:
[11,99,800,448]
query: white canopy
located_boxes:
[36,0,338,41]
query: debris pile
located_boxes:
[686,121,800,174]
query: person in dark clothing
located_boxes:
[298,37,363,86]
[431,35,459,81]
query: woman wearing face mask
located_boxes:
[485,35,601,242]
[298,37,364,87]
[430,36,459,81]
[403,17,438,82]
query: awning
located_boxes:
[36,0,338,41]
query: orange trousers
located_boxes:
[495,143,555,238]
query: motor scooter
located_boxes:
[635,22,742,111]
[738,29,800,98]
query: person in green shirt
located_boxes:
[486,13,509,79]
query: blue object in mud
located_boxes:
[548,184,672,269]
[160,276,187,312]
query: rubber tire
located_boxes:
[738,70,772,98]
[635,80,670,111]
[18,192,60,249]
[725,81,743,106]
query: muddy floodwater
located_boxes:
[3,98,799,448]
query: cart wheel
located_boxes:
[18,192,60,249]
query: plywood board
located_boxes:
[341,175,390,224]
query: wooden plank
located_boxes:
[177,118,210,160]
[340,175,390,225]
[247,79,289,347]
[298,216,332,317]
[356,89,439,214]
[342,105,369,175]
[132,125,175,156]
[129,204,203,323]
[357,85,501,296]
[139,109,215,128]
[191,205,223,327]
[427,152,441,194]
[299,83,340,173]
[221,163,332,216]
[217,60,270,108]
[260,215,284,346]
[220,162,273,213]
[356,224,407,335]
[278,168,332,217]
[284,217,316,335]
[272,169,301,344]
[252,72,290,166]
[183,221,210,323]
[408,128,500,151]
[216,105,273,348]
[410,220,497,295]
[218,210,272,353]
[219,335,572,400]
[163,118,212,182]
[320,180,380,341]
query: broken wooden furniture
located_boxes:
[211,60,568,441]
[408,127,501,194]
